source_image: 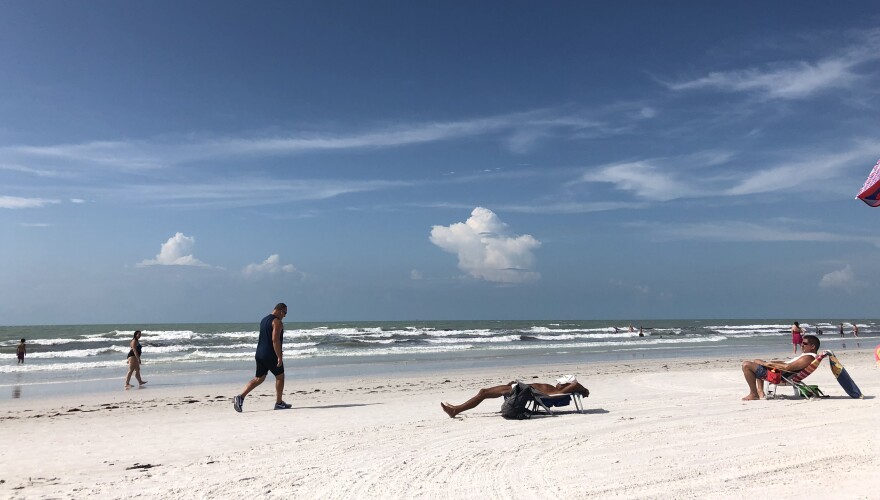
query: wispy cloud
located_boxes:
[579,161,697,201]
[724,144,878,196]
[0,196,61,209]
[633,220,880,246]
[126,178,409,209]
[665,29,880,100]
[0,108,631,173]
[573,140,879,203]
[19,222,52,227]
[0,163,72,178]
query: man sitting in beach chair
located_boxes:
[741,334,820,401]
[441,376,589,418]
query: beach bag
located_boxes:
[500,382,535,420]
[797,385,826,398]
[765,368,782,385]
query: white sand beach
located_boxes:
[1,350,878,499]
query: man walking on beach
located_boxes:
[233,303,292,412]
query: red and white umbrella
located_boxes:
[856,158,880,206]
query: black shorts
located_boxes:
[255,356,284,378]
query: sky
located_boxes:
[2,2,880,325]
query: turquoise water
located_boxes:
[1,319,874,400]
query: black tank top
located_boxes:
[256,314,282,359]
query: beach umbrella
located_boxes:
[856,158,880,206]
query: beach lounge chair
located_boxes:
[765,351,827,399]
[527,391,586,415]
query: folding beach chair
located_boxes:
[527,391,586,416]
[765,351,827,399]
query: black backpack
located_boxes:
[500,382,536,420]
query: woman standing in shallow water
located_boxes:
[124,330,147,389]
[791,321,804,355]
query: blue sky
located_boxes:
[2,2,880,325]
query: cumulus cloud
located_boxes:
[0,195,60,209]
[137,232,210,268]
[242,254,298,277]
[819,265,866,293]
[429,207,541,284]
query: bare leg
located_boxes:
[134,363,146,385]
[441,384,513,417]
[275,373,285,404]
[239,375,267,399]
[741,361,764,400]
[125,358,136,388]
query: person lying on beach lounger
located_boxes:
[740,334,820,401]
[441,376,589,418]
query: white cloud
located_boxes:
[0,196,61,209]
[0,107,633,175]
[137,232,210,268]
[666,29,880,100]
[70,198,86,204]
[580,161,695,201]
[633,220,880,246]
[819,265,866,293]
[429,207,541,284]
[724,146,875,196]
[19,222,52,227]
[129,178,408,209]
[410,269,423,280]
[242,254,298,277]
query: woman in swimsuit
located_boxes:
[791,321,804,355]
[124,330,147,389]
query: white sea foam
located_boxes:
[0,347,121,359]
[424,335,521,344]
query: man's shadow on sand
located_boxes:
[246,403,381,413]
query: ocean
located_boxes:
[1,319,874,400]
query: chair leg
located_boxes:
[533,398,557,416]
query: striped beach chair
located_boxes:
[765,351,827,399]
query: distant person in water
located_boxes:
[791,321,804,355]
[839,323,844,336]
[124,330,147,389]
[741,335,820,401]
[815,325,822,335]
[638,326,644,337]
[16,338,26,364]
[852,322,859,337]
[233,303,292,412]
[440,376,589,418]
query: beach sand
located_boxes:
[1,350,878,499]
